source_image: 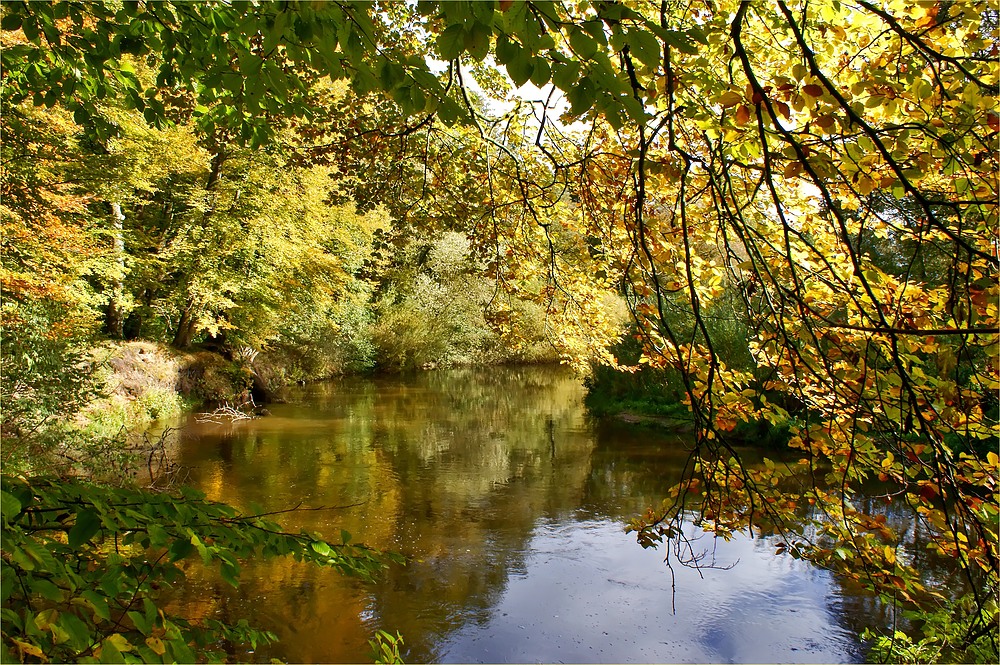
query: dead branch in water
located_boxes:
[195,397,260,424]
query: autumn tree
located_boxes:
[2,0,997,661]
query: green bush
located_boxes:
[0,475,404,664]
[1,300,101,475]
[864,596,998,664]
[583,329,687,418]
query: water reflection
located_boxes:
[168,366,866,663]
[440,519,857,664]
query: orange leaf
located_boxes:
[735,104,751,126]
[783,161,803,178]
[815,115,836,129]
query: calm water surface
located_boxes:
[166,366,872,663]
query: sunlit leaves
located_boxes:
[552,1,1000,644]
[2,0,998,657]
[1,474,401,663]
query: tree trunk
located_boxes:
[206,151,225,191]
[173,303,197,349]
[104,202,126,338]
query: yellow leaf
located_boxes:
[12,639,46,661]
[146,636,167,656]
[33,609,59,631]
[718,91,743,108]
[106,633,134,652]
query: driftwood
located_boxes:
[195,397,260,424]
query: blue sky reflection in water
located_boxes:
[167,366,868,664]
[437,518,858,664]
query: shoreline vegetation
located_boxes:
[75,340,569,439]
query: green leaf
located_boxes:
[146,523,169,547]
[581,20,608,44]
[379,60,405,90]
[494,33,517,64]
[262,11,287,53]
[190,534,211,565]
[220,561,240,588]
[507,51,534,88]
[57,613,92,651]
[1,13,22,31]
[21,17,39,43]
[605,106,624,131]
[529,57,550,86]
[0,490,22,522]
[68,510,102,548]
[310,540,332,556]
[168,537,193,561]
[409,86,426,112]
[127,610,151,636]
[551,60,580,90]
[626,28,661,68]
[437,97,462,124]
[47,620,70,646]
[687,25,709,45]
[437,24,465,61]
[569,26,598,60]
[81,590,111,621]
[662,29,698,55]
[30,578,64,602]
[567,76,596,115]
[464,22,491,61]
[0,572,13,603]
[293,16,314,42]
[470,0,496,25]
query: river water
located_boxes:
[165,366,877,663]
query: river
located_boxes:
[163,366,879,663]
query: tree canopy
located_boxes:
[2,0,998,661]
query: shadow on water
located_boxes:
[165,366,882,663]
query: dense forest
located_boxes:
[1,1,997,663]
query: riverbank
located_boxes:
[77,340,564,436]
[583,366,794,447]
[77,341,266,437]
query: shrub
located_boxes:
[0,475,403,663]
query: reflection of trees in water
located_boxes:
[169,366,598,662]
[166,367,953,663]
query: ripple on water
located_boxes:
[170,368,871,664]
[439,519,860,664]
